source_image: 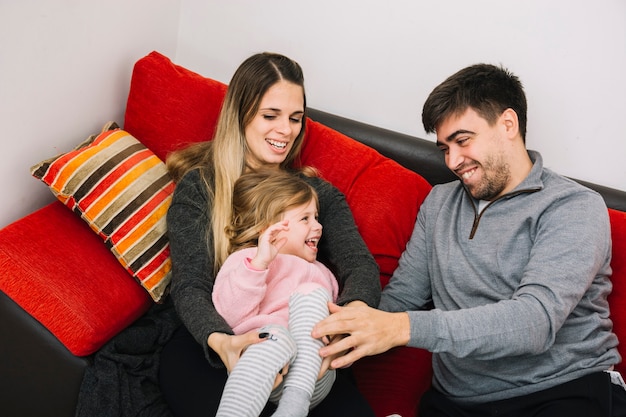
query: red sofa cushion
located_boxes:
[123,51,434,417]
[608,208,626,376]
[0,202,152,356]
[124,51,227,162]
[301,120,432,285]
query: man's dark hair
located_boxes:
[422,63,527,143]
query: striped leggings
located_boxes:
[216,286,335,417]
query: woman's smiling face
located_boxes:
[244,80,305,170]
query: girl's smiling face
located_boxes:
[276,198,322,263]
[244,80,305,170]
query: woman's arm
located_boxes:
[304,175,381,307]
[167,169,234,364]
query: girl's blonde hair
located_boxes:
[226,170,318,254]
[166,52,308,272]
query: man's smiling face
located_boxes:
[436,107,512,201]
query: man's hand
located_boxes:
[312,302,411,369]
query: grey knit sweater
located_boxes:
[380,151,620,404]
[167,169,381,365]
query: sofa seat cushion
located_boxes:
[0,202,152,356]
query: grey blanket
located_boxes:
[75,299,181,417]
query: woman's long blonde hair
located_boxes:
[166,53,307,272]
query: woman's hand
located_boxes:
[208,331,287,388]
[207,331,266,373]
[312,301,411,370]
[317,333,348,379]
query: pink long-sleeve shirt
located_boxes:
[213,247,339,334]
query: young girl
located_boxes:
[213,170,338,417]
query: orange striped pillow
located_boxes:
[31,123,174,302]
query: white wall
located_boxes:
[177,0,626,193]
[0,0,180,228]
[1,0,624,228]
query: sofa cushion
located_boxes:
[301,119,432,286]
[0,202,152,356]
[31,125,174,302]
[124,51,228,162]
[124,51,434,417]
[608,208,626,376]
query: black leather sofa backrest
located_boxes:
[308,108,626,212]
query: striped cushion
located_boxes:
[31,123,174,302]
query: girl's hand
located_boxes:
[250,220,289,270]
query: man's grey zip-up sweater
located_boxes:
[379,151,620,404]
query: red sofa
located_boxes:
[1,51,625,417]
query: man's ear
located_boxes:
[501,108,520,139]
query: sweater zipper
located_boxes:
[467,188,541,239]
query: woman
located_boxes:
[159,52,380,416]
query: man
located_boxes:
[312,63,626,416]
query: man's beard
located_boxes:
[466,155,511,201]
